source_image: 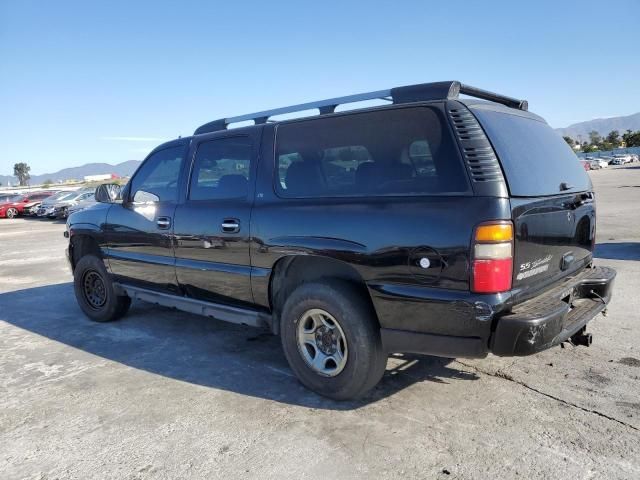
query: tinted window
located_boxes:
[471,108,591,196]
[189,137,252,200]
[275,107,468,197]
[130,146,185,202]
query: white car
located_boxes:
[588,160,602,170]
[614,154,633,164]
[591,159,609,169]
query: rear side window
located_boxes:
[471,108,591,196]
[189,137,252,200]
[275,107,469,197]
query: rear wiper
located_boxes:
[559,182,573,191]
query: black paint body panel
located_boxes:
[66,99,614,359]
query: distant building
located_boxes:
[84,173,118,182]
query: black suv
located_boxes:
[66,81,615,400]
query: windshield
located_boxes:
[72,191,93,200]
[471,107,591,196]
[49,192,76,202]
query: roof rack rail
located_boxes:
[194,81,528,135]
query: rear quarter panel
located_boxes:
[251,125,512,337]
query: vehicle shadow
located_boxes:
[595,242,640,261]
[20,215,66,224]
[0,283,478,410]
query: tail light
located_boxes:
[472,222,513,293]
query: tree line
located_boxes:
[563,129,640,153]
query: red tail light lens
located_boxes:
[472,258,513,293]
[472,221,514,294]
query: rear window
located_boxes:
[275,106,469,198]
[471,108,591,196]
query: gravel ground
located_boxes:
[1,165,639,479]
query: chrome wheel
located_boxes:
[82,271,107,309]
[6,208,18,219]
[296,308,348,377]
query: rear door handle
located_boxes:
[157,216,171,230]
[221,219,240,233]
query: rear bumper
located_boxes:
[490,265,616,356]
[381,329,487,358]
[376,265,615,358]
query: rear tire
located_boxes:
[74,255,131,322]
[6,208,18,219]
[280,281,387,400]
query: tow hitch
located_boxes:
[564,327,593,347]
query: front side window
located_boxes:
[275,107,469,198]
[130,145,185,203]
[189,137,252,200]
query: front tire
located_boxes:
[6,208,18,219]
[280,281,387,400]
[74,255,131,322]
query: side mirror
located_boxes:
[95,183,122,203]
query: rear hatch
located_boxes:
[471,105,595,294]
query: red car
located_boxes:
[0,192,57,218]
[580,159,591,171]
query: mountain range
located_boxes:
[555,112,640,140]
[0,160,141,187]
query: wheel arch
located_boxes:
[68,224,105,272]
[268,254,378,335]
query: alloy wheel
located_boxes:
[296,308,348,377]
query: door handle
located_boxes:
[157,216,171,230]
[221,219,240,233]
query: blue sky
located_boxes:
[1,0,639,175]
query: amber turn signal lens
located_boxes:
[475,224,513,242]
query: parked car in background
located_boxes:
[36,191,78,218]
[591,159,608,169]
[588,160,602,170]
[67,193,98,217]
[0,191,57,218]
[580,159,591,171]
[52,190,95,219]
[613,154,632,164]
[25,191,59,215]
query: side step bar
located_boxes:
[114,283,270,328]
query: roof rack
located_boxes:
[194,81,528,135]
